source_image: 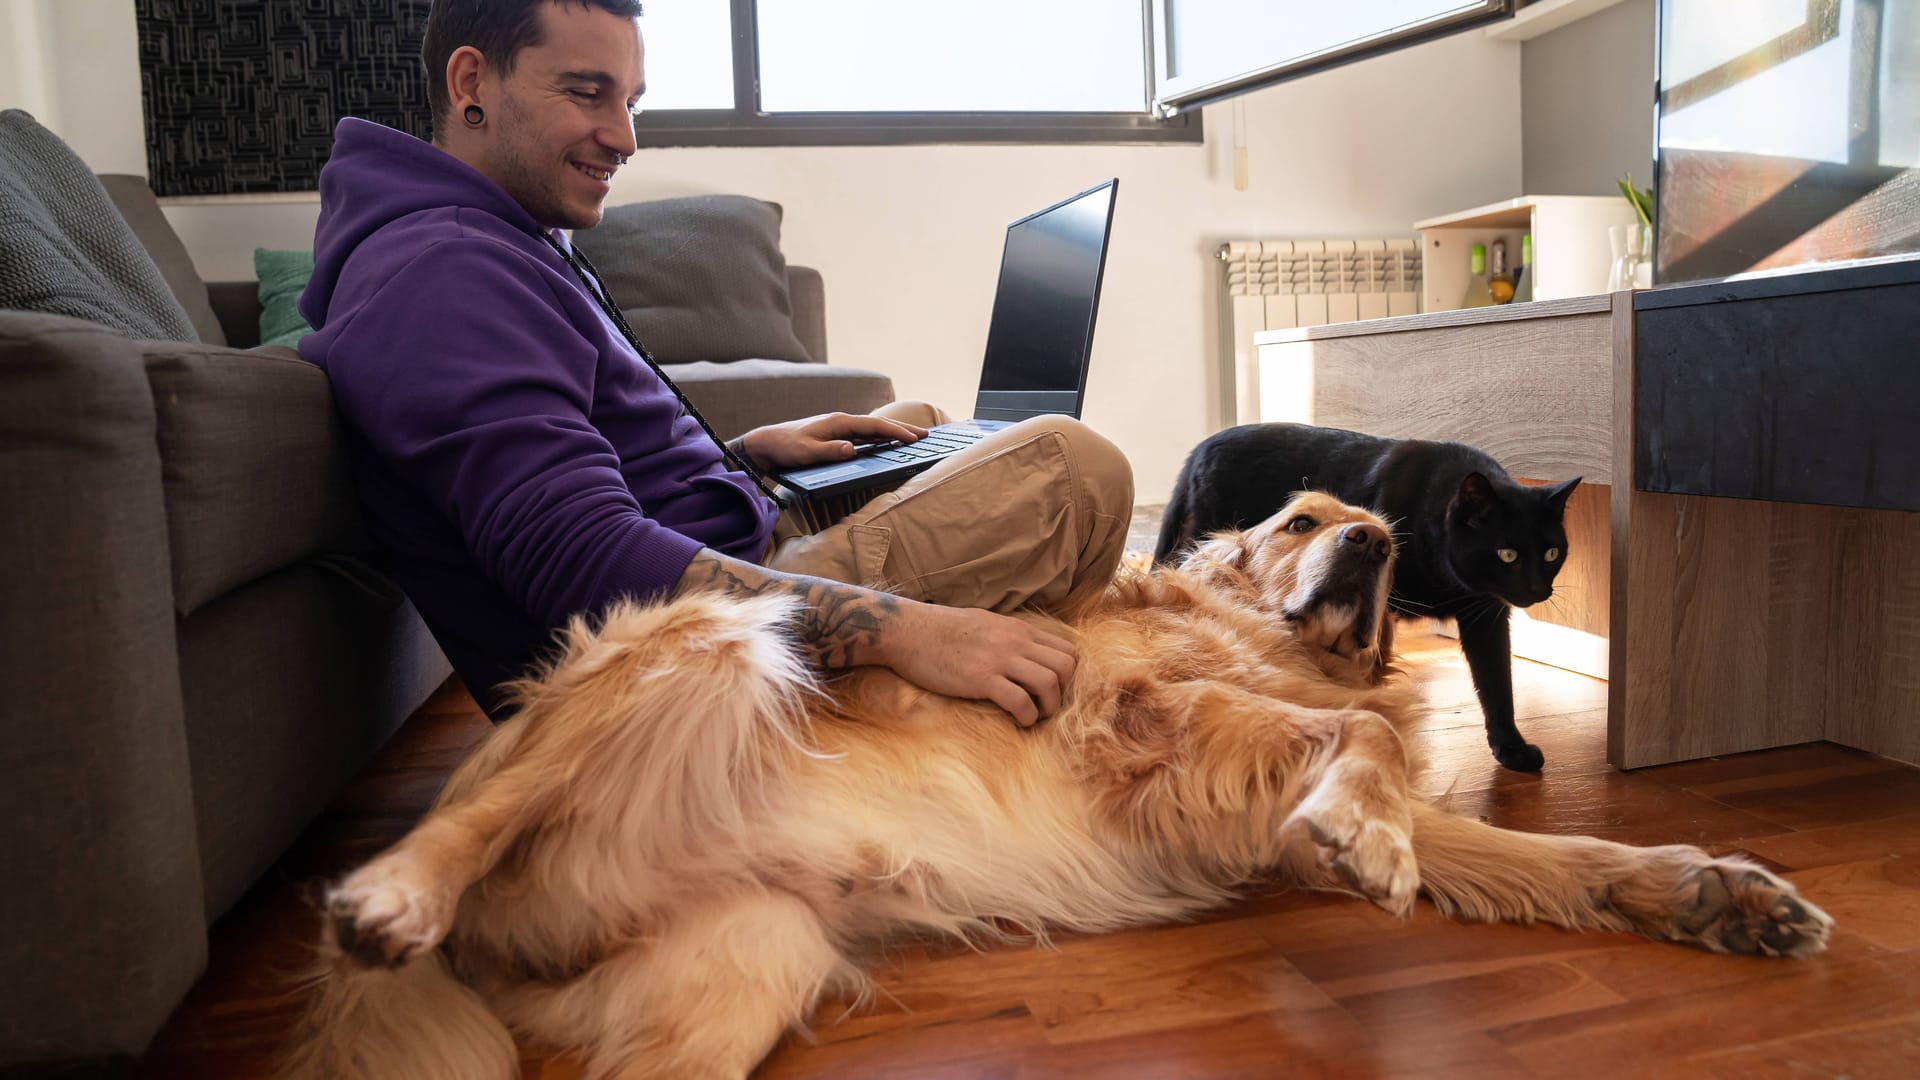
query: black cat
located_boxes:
[1154,422,1580,773]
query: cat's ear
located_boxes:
[1545,476,1582,513]
[1452,471,1497,528]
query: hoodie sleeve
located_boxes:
[318,237,706,627]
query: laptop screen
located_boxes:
[974,179,1117,422]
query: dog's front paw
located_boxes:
[325,855,456,968]
[1492,740,1545,773]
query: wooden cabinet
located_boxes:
[1254,264,1920,769]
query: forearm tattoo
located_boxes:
[674,552,897,672]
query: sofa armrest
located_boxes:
[205,280,262,348]
[0,312,208,1064]
[787,265,827,364]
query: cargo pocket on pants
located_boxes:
[847,522,914,597]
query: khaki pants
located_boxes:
[767,402,1133,619]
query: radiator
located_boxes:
[1217,238,1423,425]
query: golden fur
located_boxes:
[283,493,1831,1080]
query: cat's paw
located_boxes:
[1493,740,1545,772]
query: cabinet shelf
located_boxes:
[1417,194,1637,312]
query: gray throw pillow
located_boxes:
[0,110,198,343]
[572,194,812,365]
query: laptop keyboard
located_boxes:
[866,423,990,463]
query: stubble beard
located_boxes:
[488,93,599,231]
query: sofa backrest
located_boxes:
[99,174,227,347]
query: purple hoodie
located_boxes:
[299,118,777,716]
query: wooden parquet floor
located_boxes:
[137,633,1920,1079]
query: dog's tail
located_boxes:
[506,590,822,868]
[282,592,817,1077]
[279,947,516,1080]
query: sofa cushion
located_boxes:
[0,110,198,342]
[254,247,316,349]
[142,343,372,616]
[572,194,813,366]
[98,173,227,347]
[668,358,896,441]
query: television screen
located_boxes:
[1654,0,1920,283]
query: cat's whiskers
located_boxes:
[1388,588,1436,613]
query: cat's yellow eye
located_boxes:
[1497,548,1519,563]
[1545,547,1561,562]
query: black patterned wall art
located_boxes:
[136,0,434,197]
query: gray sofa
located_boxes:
[0,124,893,1069]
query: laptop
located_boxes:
[774,178,1119,504]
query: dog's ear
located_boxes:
[1451,471,1497,529]
[1202,531,1248,570]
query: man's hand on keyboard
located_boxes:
[736,412,929,471]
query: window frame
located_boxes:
[1150,0,1515,115]
[631,0,1202,147]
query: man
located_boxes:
[298,0,1132,726]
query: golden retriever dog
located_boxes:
[283,493,1831,1080]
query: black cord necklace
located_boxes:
[537,229,784,505]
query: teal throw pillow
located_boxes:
[254,247,316,349]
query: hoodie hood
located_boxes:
[301,117,547,329]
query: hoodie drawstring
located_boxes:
[537,230,786,506]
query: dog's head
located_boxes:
[1180,491,1397,680]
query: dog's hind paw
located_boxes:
[1292,803,1418,917]
[1669,863,1834,958]
[325,856,456,968]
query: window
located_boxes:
[631,0,1516,147]
[634,0,1191,146]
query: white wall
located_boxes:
[0,0,61,127]
[18,0,1523,498]
[1521,0,1656,197]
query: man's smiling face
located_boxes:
[478,0,644,230]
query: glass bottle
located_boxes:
[1460,243,1495,309]
[1489,239,1515,304]
[1512,233,1534,302]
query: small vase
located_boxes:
[1608,224,1652,291]
[1607,225,1629,291]
[1633,225,1654,288]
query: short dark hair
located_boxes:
[422,0,645,129]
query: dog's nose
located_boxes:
[1340,523,1390,558]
